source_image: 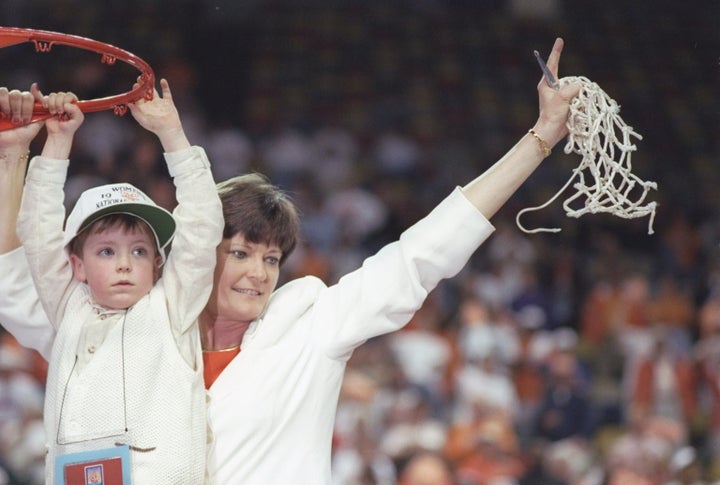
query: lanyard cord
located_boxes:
[121,307,128,433]
[55,354,78,445]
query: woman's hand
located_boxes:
[0,86,45,150]
[533,38,583,148]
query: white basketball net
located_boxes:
[516,76,658,235]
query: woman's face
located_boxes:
[208,232,282,323]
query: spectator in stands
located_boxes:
[532,350,596,443]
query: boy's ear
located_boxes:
[153,255,162,282]
[69,253,87,283]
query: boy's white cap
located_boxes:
[63,183,176,263]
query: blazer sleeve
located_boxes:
[314,187,495,360]
[0,247,55,360]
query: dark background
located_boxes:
[2,0,717,214]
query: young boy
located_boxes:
[15,80,223,484]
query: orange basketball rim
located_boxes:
[0,27,155,130]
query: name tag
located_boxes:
[54,445,131,485]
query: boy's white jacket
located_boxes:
[15,146,222,485]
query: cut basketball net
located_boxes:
[517,55,658,235]
[0,27,155,130]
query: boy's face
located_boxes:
[69,225,161,310]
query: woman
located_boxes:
[202,36,580,484]
[0,38,581,483]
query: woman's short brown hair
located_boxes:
[216,173,300,264]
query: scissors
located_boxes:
[533,50,560,90]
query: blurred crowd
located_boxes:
[0,0,718,484]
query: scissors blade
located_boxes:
[533,50,560,90]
